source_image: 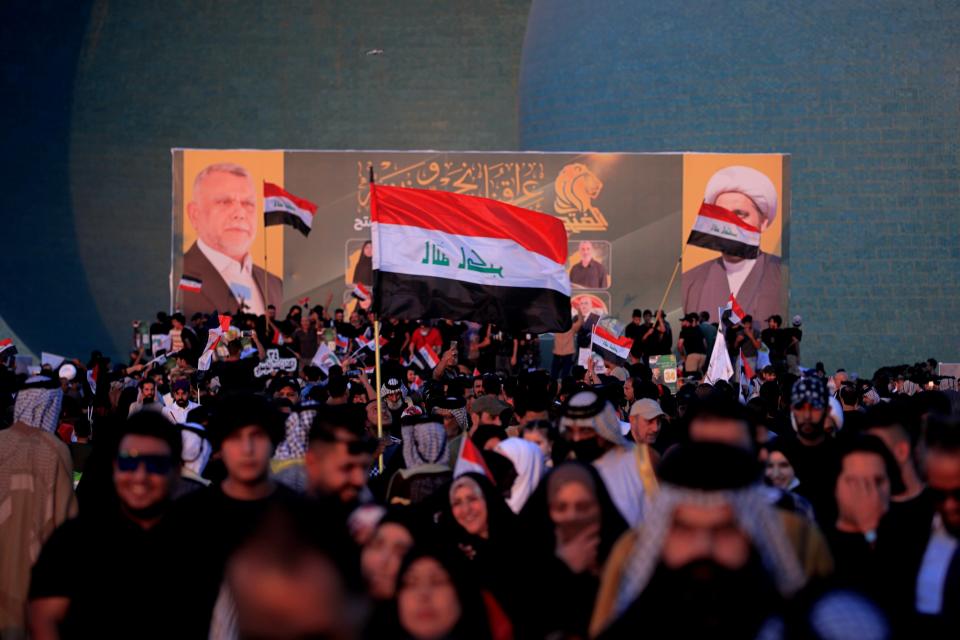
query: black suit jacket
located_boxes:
[179,242,282,318]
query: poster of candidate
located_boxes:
[171,151,788,332]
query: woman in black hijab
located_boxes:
[518,461,628,638]
[392,545,493,640]
[439,473,526,630]
[352,241,373,287]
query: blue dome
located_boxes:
[519,0,960,372]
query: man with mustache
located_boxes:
[590,443,807,638]
[181,163,282,317]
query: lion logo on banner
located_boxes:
[553,163,608,233]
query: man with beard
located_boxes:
[28,413,182,638]
[381,377,407,436]
[558,390,655,527]
[127,378,163,417]
[778,376,841,527]
[590,443,807,638]
[161,378,199,424]
[304,404,376,507]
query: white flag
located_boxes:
[704,329,734,384]
[310,342,340,375]
[197,330,222,371]
[41,352,66,369]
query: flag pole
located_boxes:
[370,164,384,473]
[263,209,269,313]
[655,255,682,320]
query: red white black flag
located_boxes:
[686,202,761,259]
[370,184,571,333]
[264,182,318,237]
[591,325,633,366]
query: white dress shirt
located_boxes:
[197,238,266,315]
[916,513,958,614]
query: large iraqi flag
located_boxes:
[370,184,572,333]
[686,202,761,259]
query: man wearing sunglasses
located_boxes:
[305,404,375,507]
[28,412,182,638]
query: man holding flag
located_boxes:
[682,165,783,325]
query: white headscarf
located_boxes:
[495,437,546,513]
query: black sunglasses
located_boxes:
[116,453,174,475]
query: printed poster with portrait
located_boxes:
[171,151,788,333]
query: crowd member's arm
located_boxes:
[432,346,457,380]
[571,314,584,334]
[399,330,411,355]
[250,330,266,360]
[744,325,761,349]
[509,339,519,368]
[358,370,376,399]
[477,325,492,350]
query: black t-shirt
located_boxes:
[760,328,786,358]
[381,321,409,360]
[30,513,179,639]
[679,326,706,354]
[210,357,259,392]
[778,434,840,528]
[624,322,648,358]
[783,327,802,356]
[642,322,673,357]
[170,483,304,637]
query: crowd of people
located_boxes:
[1,300,958,639]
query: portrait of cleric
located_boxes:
[181,163,282,318]
[682,165,782,323]
[569,240,611,289]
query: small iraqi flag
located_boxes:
[178,275,202,293]
[335,334,350,352]
[352,283,372,302]
[686,202,761,259]
[264,182,318,237]
[591,325,633,366]
[0,338,17,358]
[723,293,747,325]
[453,435,494,482]
[417,346,440,370]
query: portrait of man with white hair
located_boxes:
[682,165,782,324]
[181,162,282,318]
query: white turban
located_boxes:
[704,165,778,224]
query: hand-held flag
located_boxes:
[370,184,571,334]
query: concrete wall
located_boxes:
[1,0,530,360]
[519,0,960,375]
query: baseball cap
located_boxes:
[630,398,666,420]
[472,394,508,416]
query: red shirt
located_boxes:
[409,327,442,353]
